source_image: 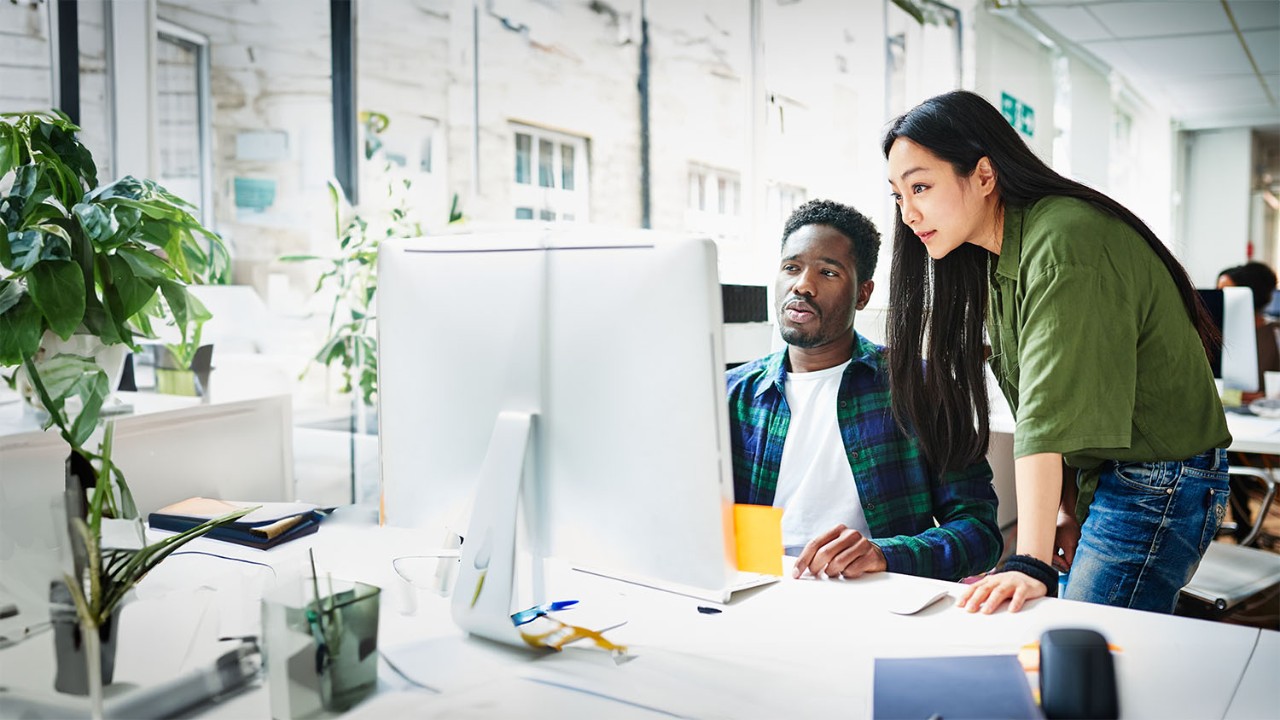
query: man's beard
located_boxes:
[780,324,828,349]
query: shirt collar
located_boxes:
[754,331,882,399]
[994,203,1025,282]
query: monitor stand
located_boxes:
[450,411,541,648]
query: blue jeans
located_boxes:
[1062,448,1229,613]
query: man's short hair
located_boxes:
[781,199,881,281]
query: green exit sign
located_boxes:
[1000,91,1036,138]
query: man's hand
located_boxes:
[955,570,1047,613]
[1053,508,1081,573]
[792,524,887,579]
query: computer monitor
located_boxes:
[377,227,743,606]
[1198,286,1258,393]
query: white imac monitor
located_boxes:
[377,227,741,599]
[1198,286,1259,393]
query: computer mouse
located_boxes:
[1039,628,1119,719]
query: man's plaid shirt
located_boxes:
[726,332,1003,581]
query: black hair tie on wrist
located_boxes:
[997,554,1059,598]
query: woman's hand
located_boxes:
[956,571,1048,613]
[1053,508,1081,573]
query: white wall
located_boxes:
[1180,128,1253,286]
[1065,59,1111,190]
[0,2,53,113]
[972,11,1055,163]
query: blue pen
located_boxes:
[511,600,579,626]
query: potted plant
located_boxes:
[0,110,226,417]
[282,112,460,505]
[283,111,462,408]
[153,306,215,397]
[0,110,247,714]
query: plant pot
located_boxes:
[49,581,120,695]
[15,331,129,417]
[154,344,214,398]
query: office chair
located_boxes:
[1181,467,1280,614]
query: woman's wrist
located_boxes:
[997,554,1059,597]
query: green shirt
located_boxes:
[987,196,1231,517]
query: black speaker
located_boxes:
[1039,628,1118,719]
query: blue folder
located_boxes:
[874,654,1042,720]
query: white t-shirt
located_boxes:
[774,360,870,555]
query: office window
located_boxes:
[685,164,743,241]
[515,133,532,184]
[687,165,741,218]
[538,138,554,187]
[155,22,212,226]
[767,182,807,225]
[510,123,588,222]
[561,144,575,191]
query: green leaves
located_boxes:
[28,260,86,339]
[0,291,42,365]
[0,121,17,179]
[25,354,109,448]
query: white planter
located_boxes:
[15,331,130,418]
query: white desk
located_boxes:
[0,390,295,515]
[986,383,1280,456]
[4,520,1271,719]
[0,390,295,653]
[1224,411,1280,455]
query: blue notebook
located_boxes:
[874,654,1041,720]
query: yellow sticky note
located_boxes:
[733,504,784,576]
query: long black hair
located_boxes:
[882,90,1218,475]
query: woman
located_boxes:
[882,90,1231,614]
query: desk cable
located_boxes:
[379,648,442,694]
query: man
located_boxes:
[727,199,1002,581]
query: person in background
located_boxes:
[883,90,1231,615]
[1217,261,1279,546]
[1217,261,1280,397]
[726,199,1003,582]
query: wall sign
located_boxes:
[1000,91,1036,138]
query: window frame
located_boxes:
[510,122,589,223]
[155,20,213,228]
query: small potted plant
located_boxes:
[0,111,246,714]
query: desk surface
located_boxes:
[4,519,1272,719]
[986,384,1280,455]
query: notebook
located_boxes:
[148,498,326,550]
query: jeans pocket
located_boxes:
[1112,461,1176,494]
[1198,487,1230,557]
